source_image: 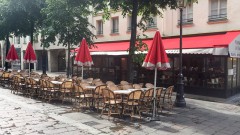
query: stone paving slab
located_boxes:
[1,86,240,135]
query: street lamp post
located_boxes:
[175,0,186,107]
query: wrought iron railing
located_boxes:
[178,18,193,25]
[208,14,227,21]
[111,29,119,33]
[97,30,103,35]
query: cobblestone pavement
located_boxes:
[1,86,240,135]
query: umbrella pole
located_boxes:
[153,67,157,118]
[149,67,160,121]
[82,66,83,79]
[29,63,30,76]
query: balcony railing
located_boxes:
[111,29,119,34]
[147,23,157,28]
[178,18,193,25]
[97,30,103,35]
[208,14,227,21]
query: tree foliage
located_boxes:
[0,0,45,39]
[41,0,95,47]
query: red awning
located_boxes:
[71,31,240,55]
[88,31,240,52]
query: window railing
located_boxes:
[178,18,193,25]
[147,23,157,28]
[111,29,119,33]
[208,14,227,21]
[97,30,103,35]
[127,26,131,31]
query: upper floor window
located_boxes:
[33,34,39,43]
[96,20,103,35]
[209,0,227,21]
[23,36,27,44]
[178,4,193,24]
[147,16,157,28]
[15,36,20,44]
[111,17,119,34]
[127,15,132,31]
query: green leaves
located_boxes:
[42,0,95,47]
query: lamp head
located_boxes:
[177,0,186,8]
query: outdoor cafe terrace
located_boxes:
[0,69,174,122]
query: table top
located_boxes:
[113,90,133,95]
[51,81,63,85]
[85,86,97,89]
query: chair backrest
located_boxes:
[128,90,143,101]
[122,84,133,90]
[73,84,84,93]
[3,72,10,78]
[95,85,107,95]
[102,88,116,102]
[106,81,115,86]
[120,80,129,85]
[156,87,163,100]
[145,83,154,88]
[61,81,73,89]
[164,86,174,98]
[133,84,142,89]
[143,88,154,102]
[108,84,119,91]
[45,80,54,88]
[95,81,104,86]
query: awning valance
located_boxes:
[72,31,240,56]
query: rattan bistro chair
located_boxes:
[72,84,94,110]
[160,86,174,111]
[60,81,73,104]
[123,90,143,121]
[45,80,60,102]
[101,88,122,119]
[94,85,107,112]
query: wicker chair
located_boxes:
[94,85,107,112]
[101,88,122,119]
[29,78,40,98]
[123,90,143,121]
[160,86,174,111]
[45,80,60,102]
[60,81,73,103]
[145,83,154,88]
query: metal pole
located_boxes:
[152,67,157,118]
[175,8,186,107]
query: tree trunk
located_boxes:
[4,34,10,71]
[127,0,138,83]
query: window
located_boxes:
[23,36,27,44]
[15,36,20,44]
[33,34,38,43]
[147,16,157,28]
[127,15,132,31]
[209,0,227,21]
[111,17,119,34]
[178,4,193,24]
[96,20,103,35]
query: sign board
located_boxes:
[229,35,240,58]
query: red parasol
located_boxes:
[6,44,19,63]
[142,30,171,120]
[23,42,37,63]
[74,38,93,78]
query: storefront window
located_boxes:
[205,57,225,89]
[227,58,233,88]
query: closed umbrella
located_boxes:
[23,42,37,76]
[6,44,19,63]
[74,38,93,78]
[142,30,171,120]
